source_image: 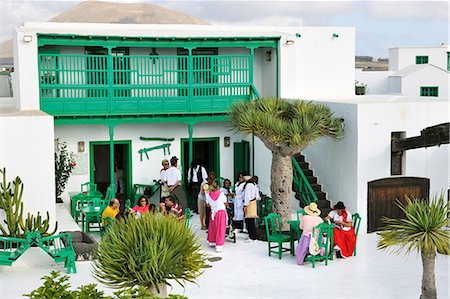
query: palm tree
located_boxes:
[377,195,450,299]
[229,97,344,229]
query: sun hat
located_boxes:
[334,201,346,209]
[202,183,210,191]
[304,202,321,217]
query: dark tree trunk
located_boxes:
[420,249,437,299]
[270,151,292,231]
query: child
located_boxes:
[206,182,228,252]
[220,179,234,211]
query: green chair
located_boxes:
[72,193,89,223]
[184,208,191,227]
[36,232,77,274]
[105,185,114,203]
[84,198,105,232]
[257,196,273,226]
[304,222,334,268]
[352,213,362,256]
[100,216,117,238]
[264,213,294,259]
[81,182,97,193]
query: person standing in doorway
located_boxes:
[163,156,188,209]
[187,160,208,214]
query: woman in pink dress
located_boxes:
[296,202,324,265]
[205,182,228,252]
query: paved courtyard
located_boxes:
[0,201,448,299]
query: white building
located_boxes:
[356,45,450,98]
[0,2,447,235]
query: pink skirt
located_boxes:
[207,210,227,246]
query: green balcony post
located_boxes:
[187,48,193,112]
[109,125,116,198]
[188,123,194,166]
[107,47,113,113]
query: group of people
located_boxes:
[296,200,357,265]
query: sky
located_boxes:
[0,0,448,58]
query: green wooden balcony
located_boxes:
[39,53,257,117]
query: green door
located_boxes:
[234,141,250,182]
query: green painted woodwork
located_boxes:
[37,34,279,49]
[39,51,258,116]
[138,143,172,161]
[109,127,115,198]
[292,157,318,205]
[420,86,439,97]
[139,137,175,141]
[89,140,132,200]
[447,52,450,71]
[233,141,250,182]
[188,124,194,166]
[415,56,429,64]
[54,113,229,126]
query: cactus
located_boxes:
[19,211,58,238]
[0,168,24,238]
[0,167,57,238]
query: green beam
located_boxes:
[188,124,194,166]
[38,34,280,49]
[54,114,229,126]
[109,125,116,198]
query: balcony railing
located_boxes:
[39,53,256,117]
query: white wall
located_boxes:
[303,102,358,213]
[355,70,393,95]
[401,67,449,99]
[356,100,449,233]
[55,121,245,200]
[0,112,56,227]
[389,46,449,71]
[286,27,355,99]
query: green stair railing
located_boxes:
[292,157,318,206]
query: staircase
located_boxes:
[292,154,332,218]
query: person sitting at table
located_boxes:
[159,195,184,220]
[102,198,120,225]
[324,201,356,258]
[131,196,150,216]
[296,202,324,265]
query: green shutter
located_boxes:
[416,56,429,64]
[420,86,439,97]
[233,141,250,182]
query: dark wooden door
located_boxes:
[367,177,429,233]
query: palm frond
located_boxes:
[377,194,450,255]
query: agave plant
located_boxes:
[93,213,206,296]
[377,194,450,299]
[229,97,344,229]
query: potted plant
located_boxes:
[55,139,76,203]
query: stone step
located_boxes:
[310,184,322,192]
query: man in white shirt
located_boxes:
[159,159,170,200]
[163,156,188,209]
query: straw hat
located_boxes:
[243,175,252,181]
[304,202,321,217]
[202,183,210,191]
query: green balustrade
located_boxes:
[38,52,255,116]
[292,157,318,206]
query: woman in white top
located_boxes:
[243,176,259,242]
[324,201,356,258]
[205,182,228,252]
[233,173,246,231]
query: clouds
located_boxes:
[0,0,447,57]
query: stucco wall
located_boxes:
[356,100,449,233]
[355,70,393,95]
[401,67,449,99]
[389,46,449,71]
[0,113,56,226]
[303,102,358,214]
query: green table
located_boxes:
[69,191,103,220]
[288,219,302,250]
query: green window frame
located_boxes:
[420,86,439,97]
[447,52,450,71]
[416,56,429,64]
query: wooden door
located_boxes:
[367,177,429,233]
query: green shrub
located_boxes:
[93,213,206,294]
[24,271,189,299]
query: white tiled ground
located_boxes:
[0,201,448,299]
